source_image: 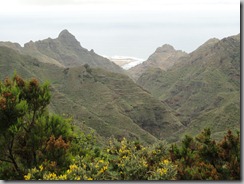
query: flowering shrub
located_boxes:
[105,137,176,180]
[0,74,240,180]
[24,137,177,180]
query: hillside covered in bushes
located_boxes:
[0,75,240,180]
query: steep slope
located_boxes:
[0,30,124,73]
[128,44,188,80]
[137,34,240,141]
[50,66,183,143]
[0,46,184,143]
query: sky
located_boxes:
[0,0,240,59]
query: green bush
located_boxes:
[0,74,74,179]
[25,137,177,180]
[0,74,240,180]
[169,128,240,180]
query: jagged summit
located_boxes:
[23,29,124,72]
[155,44,175,53]
[58,29,73,38]
[0,29,123,72]
[57,29,80,46]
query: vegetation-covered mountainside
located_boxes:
[128,44,188,80]
[0,30,124,73]
[0,31,240,144]
[0,74,239,180]
[0,46,184,144]
[0,32,240,180]
[137,34,240,141]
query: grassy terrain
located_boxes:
[0,33,240,144]
[137,34,240,141]
[0,30,124,73]
[0,46,184,144]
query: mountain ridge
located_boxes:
[0,30,124,73]
[0,45,184,143]
[0,31,240,143]
[136,33,240,141]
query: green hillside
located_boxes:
[0,30,124,74]
[137,34,240,141]
[0,46,184,144]
[0,32,240,144]
[128,44,188,81]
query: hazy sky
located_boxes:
[0,0,240,59]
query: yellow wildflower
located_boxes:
[98,159,104,163]
[99,165,108,173]
[24,173,31,180]
[104,165,108,170]
[69,164,78,170]
[122,155,127,159]
[157,168,168,176]
[163,159,169,165]
[44,172,57,180]
[58,174,67,180]
[163,168,167,174]
[39,165,43,171]
[87,177,93,180]
[75,176,81,180]
[49,173,57,179]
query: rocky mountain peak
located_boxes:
[58,29,73,38]
[57,29,80,47]
[155,44,175,53]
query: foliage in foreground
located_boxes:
[25,138,177,180]
[0,74,75,179]
[170,129,240,180]
[0,75,240,180]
